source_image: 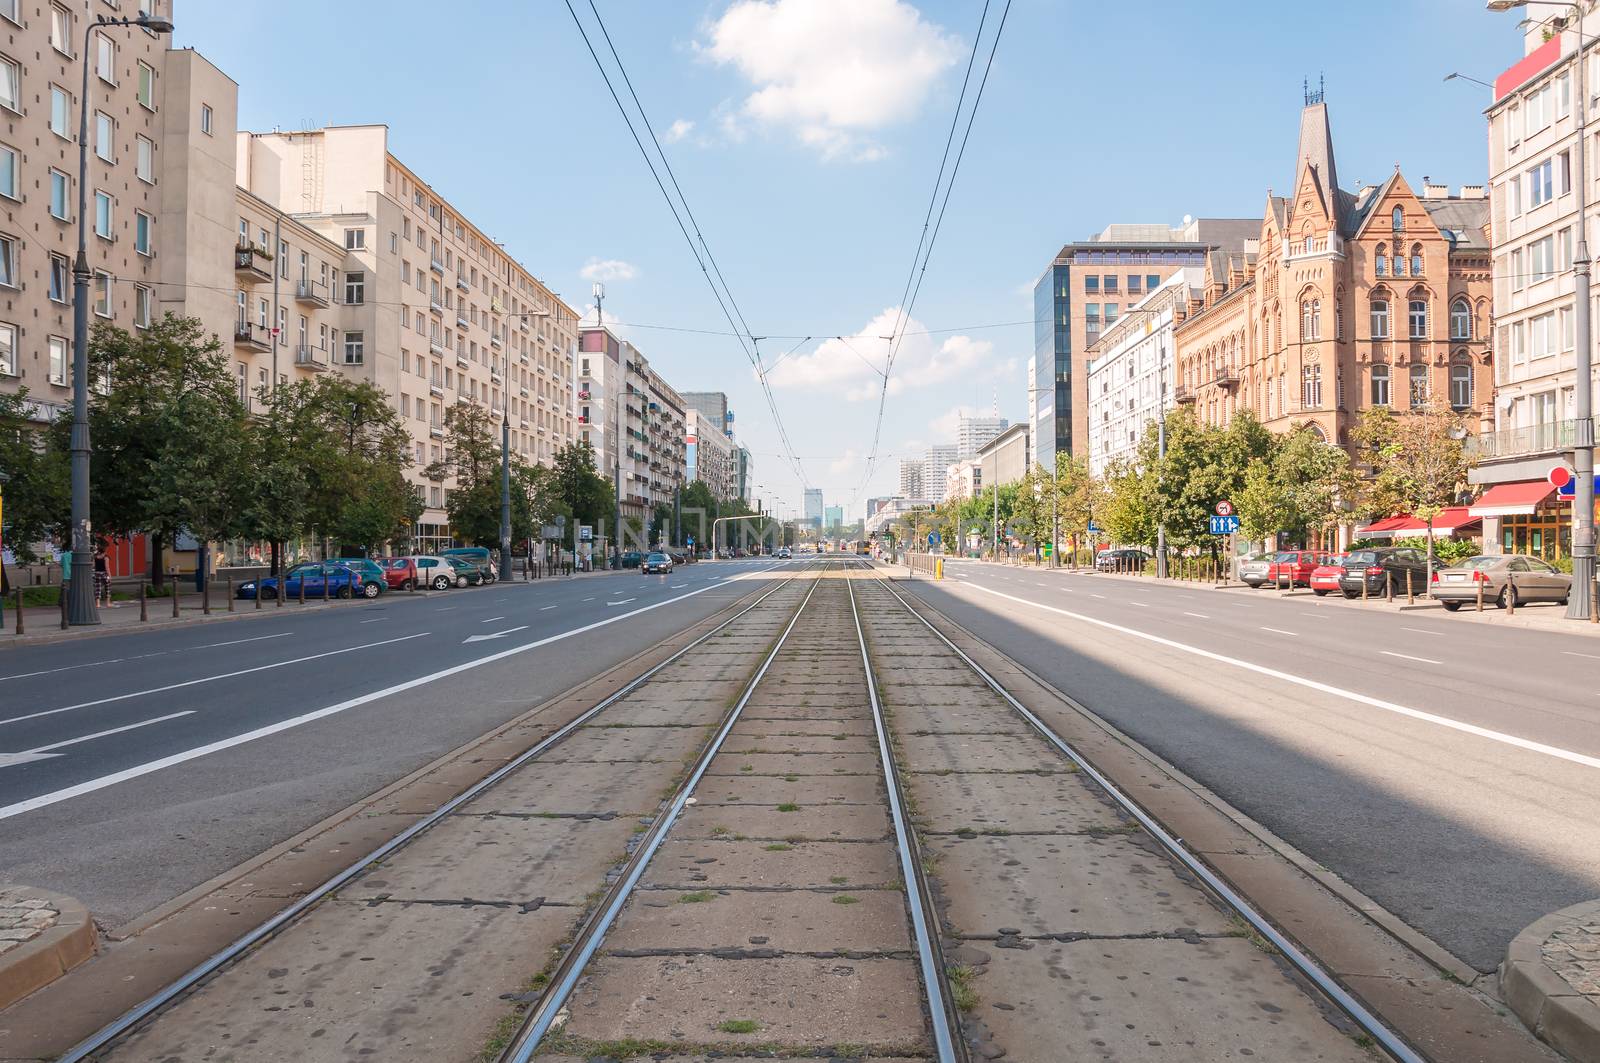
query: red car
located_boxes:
[377,556,420,590]
[1308,554,1347,596]
[1264,550,1331,588]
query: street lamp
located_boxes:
[68,11,174,625]
[1488,0,1595,618]
[1025,383,1061,567]
[1443,72,1495,88]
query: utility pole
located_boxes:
[1572,9,1596,619]
[1157,341,1169,579]
[499,410,512,579]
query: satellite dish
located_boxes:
[1447,425,1469,440]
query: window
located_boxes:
[134,285,151,327]
[1450,298,1472,340]
[1528,159,1554,207]
[0,233,13,288]
[1301,298,1321,340]
[389,231,398,254]
[137,61,154,109]
[133,135,156,183]
[0,56,17,113]
[95,111,114,160]
[48,254,68,302]
[1450,363,1473,410]
[94,191,112,238]
[1370,299,1390,338]
[276,305,286,344]
[344,271,365,304]
[1302,364,1322,408]
[1103,275,1119,293]
[1104,304,1119,327]
[344,228,365,250]
[134,210,151,254]
[1530,235,1555,283]
[1511,320,1528,364]
[46,168,73,219]
[0,322,12,376]
[0,142,15,201]
[50,4,72,52]
[1374,245,1387,276]
[1409,364,1429,407]
[1408,299,1428,339]
[1559,72,1572,118]
[50,86,70,137]
[1409,245,1423,275]
[1559,149,1572,195]
[1371,364,1391,406]
[200,103,213,135]
[1084,275,1099,293]
[1562,305,1576,351]
[344,331,364,364]
[93,271,111,316]
[1127,275,1142,294]
[1511,248,1525,290]
[1085,303,1100,331]
[95,34,115,84]
[1531,311,1556,359]
[48,336,67,384]
[1392,206,1404,231]
[1509,175,1522,217]
[1146,274,1160,290]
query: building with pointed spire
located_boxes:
[1173,91,1494,459]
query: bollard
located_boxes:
[203,577,212,616]
[1384,572,1393,603]
[140,582,148,622]
[322,571,330,603]
[60,587,68,630]
[1592,579,1598,624]
[1362,574,1368,603]
[1476,576,1484,612]
[227,578,235,612]
[298,577,305,605]
[15,588,23,635]
[1406,569,1414,605]
[173,577,181,618]
[1505,571,1515,615]
[255,577,262,609]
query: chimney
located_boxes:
[1458,184,1487,199]
[1422,177,1449,199]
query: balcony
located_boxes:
[429,256,445,275]
[1213,367,1240,389]
[578,389,591,400]
[490,334,503,349]
[295,280,329,307]
[1282,233,1346,261]
[234,246,272,283]
[1467,418,1591,460]
[456,354,471,370]
[233,321,271,351]
[429,382,444,397]
[1174,384,1196,404]
[456,314,470,331]
[491,371,503,386]
[430,341,447,357]
[430,425,445,439]
[429,300,445,317]
[455,274,469,292]
[293,344,328,371]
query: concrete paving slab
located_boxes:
[720,733,879,754]
[539,723,709,764]
[884,703,1033,733]
[897,731,1068,774]
[639,840,901,890]
[905,770,1128,834]
[345,815,639,904]
[460,757,674,816]
[930,833,1233,937]
[966,936,1369,1062]
[694,771,884,806]
[598,697,732,727]
[605,887,911,953]
[736,720,876,737]
[676,802,890,841]
[557,954,928,1051]
[108,900,572,1063]
[703,751,881,775]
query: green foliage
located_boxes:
[1099,458,1155,548]
[0,388,68,563]
[550,440,615,535]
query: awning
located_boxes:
[1357,508,1483,539]
[1468,481,1557,518]
[1358,516,1415,538]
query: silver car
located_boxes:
[1430,554,1572,611]
[1238,553,1272,587]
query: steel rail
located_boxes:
[867,577,1429,1063]
[499,564,830,1061]
[846,575,966,1063]
[56,571,808,1063]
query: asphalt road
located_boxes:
[906,559,1600,973]
[0,558,806,927]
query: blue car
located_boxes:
[236,561,367,600]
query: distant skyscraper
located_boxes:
[957,415,1009,460]
[925,444,958,503]
[824,505,844,530]
[804,488,824,526]
[898,458,925,499]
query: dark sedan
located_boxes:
[1337,547,1431,598]
[642,551,674,574]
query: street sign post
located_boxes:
[1209,514,1240,535]
[579,525,593,541]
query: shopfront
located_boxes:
[1469,480,1591,563]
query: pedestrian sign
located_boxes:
[1087,520,1101,533]
[1209,514,1240,535]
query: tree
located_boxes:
[1353,402,1472,572]
[0,389,68,564]
[551,441,615,543]
[1100,458,1156,549]
[430,404,513,548]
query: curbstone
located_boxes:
[0,888,95,1010]
[1501,898,1600,1063]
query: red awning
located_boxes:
[1469,481,1557,518]
[1358,516,1415,538]
[1360,507,1483,539]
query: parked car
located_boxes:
[666,549,688,565]
[331,558,386,598]
[1431,554,1572,610]
[1308,554,1347,596]
[445,557,488,586]
[1265,549,1331,588]
[619,550,645,569]
[1336,547,1431,599]
[441,547,497,583]
[1238,553,1273,587]
[1096,548,1150,572]
[412,555,464,590]
[642,551,674,575]
[776,547,792,559]
[237,561,366,600]
[378,556,421,590]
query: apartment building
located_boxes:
[623,343,687,520]
[1173,94,1493,475]
[1472,9,1600,562]
[686,407,735,499]
[1030,216,1257,467]
[944,458,981,501]
[976,421,1031,489]
[924,443,957,503]
[0,1,178,418]
[236,125,579,552]
[682,390,733,440]
[578,324,621,484]
[735,444,752,502]
[957,413,1008,459]
[1086,268,1203,477]
[897,457,924,499]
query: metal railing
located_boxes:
[1467,418,1592,459]
[293,344,327,370]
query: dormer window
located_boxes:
[1392,206,1404,232]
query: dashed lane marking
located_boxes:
[1381,650,1443,665]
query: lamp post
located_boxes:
[1489,0,1595,618]
[67,11,175,626]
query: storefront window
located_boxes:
[1500,500,1574,561]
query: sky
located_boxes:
[175,0,1525,522]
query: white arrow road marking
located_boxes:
[463,625,529,644]
[0,753,60,768]
[0,711,196,769]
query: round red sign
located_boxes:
[1215,500,1234,517]
[1549,466,1574,488]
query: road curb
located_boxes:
[0,887,95,1010]
[1502,898,1600,1062]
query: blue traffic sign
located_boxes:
[1209,514,1240,535]
[1557,475,1600,497]
[928,531,941,545]
[1087,520,1101,533]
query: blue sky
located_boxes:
[177,0,1523,522]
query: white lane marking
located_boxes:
[1401,627,1444,637]
[359,617,387,624]
[0,568,782,821]
[1563,650,1600,660]
[0,649,171,683]
[1300,612,1328,619]
[463,625,529,644]
[539,605,558,611]
[1130,602,1150,608]
[1036,582,1048,587]
[955,582,1600,771]
[1183,611,1210,619]
[1380,650,1443,665]
[1260,627,1299,636]
[607,598,637,606]
[0,633,431,729]
[671,583,687,589]
[24,711,196,754]
[193,632,294,650]
[480,616,506,623]
[436,607,458,612]
[583,597,595,602]
[1090,593,1106,600]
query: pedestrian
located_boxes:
[94,544,112,607]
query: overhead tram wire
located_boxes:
[562,0,811,489]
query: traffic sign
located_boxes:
[1209,514,1240,535]
[579,525,593,541]
[1215,500,1234,517]
[1087,520,1101,533]
[928,531,941,546]
[1550,466,1574,489]
[1557,474,1600,497]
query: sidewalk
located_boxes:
[1503,898,1600,1063]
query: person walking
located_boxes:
[94,545,112,607]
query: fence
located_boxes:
[905,552,944,579]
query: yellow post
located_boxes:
[936,559,944,580]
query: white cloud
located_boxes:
[662,118,695,143]
[703,0,962,162]
[580,258,638,283]
[765,307,994,402]
[828,448,860,475]
[930,404,983,441]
